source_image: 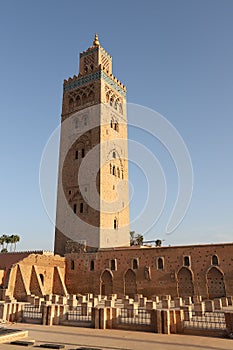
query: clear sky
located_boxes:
[0,0,232,251]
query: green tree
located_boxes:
[135,234,143,246]
[11,235,20,252]
[130,232,143,246]
[0,234,8,251]
[155,239,162,247]
[0,234,20,253]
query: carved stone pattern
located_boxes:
[101,55,110,70]
[84,55,94,65]
[64,71,126,97]
[68,84,95,112]
[105,85,123,114]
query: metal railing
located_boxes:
[67,306,92,322]
[23,305,42,319]
[183,311,226,330]
[118,308,151,325]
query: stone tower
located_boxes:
[54,35,130,255]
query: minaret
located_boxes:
[54,35,130,255]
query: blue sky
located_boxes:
[0,0,232,250]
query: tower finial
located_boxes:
[93,33,100,47]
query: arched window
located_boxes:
[117,167,120,178]
[119,103,123,115]
[157,257,164,270]
[75,95,81,107]
[82,148,85,158]
[82,93,87,104]
[122,170,124,180]
[114,122,119,131]
[184,256,190,267]
[80,203,84,213]
[112,151,116,158]
[112,166,116,176]
[90,260,94,271]
[75,150,78,159]
[83,116,88,126]
[133,258,139,270]
[87,91,94,102]
[69,98,74,110]
[110,97,114,106]
[110,120,113,128]
[73,204,77,214]
[71,260,75,270]
[114,219,118,230]
[90,64,94,71]
[212,255,219,266]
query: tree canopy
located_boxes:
[0,234,20,253]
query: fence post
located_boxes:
[151,309,158,332]
[225,312,233,335]
[99,307,107,329]
[175,309,184,334]
[161,310,170,334]
[46,305,55,326]
[0,303,8,322]
[42,303,48,325]
[94,307,102,329]
[156,310,162,333]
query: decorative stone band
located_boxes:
[80,46,112,60]
[63,70,126,97]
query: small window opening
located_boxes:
[184,256,190,267]
[212,255,219,266]
[110,259,116,271]
[82,148,85,158]
[90,260,94,271]
[73,204,77,214]
[157,257,164,270]
[75,150,78,159]
[133,259,138,269]
[71,260,75,270]
[80,203,84,213]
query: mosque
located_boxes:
[1,35,232,302]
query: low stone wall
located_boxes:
[1,293,233,337]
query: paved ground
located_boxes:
[0,323,232,350]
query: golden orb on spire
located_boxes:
[93,33,100,47]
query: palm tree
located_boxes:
[12,235,20,251]
[5,236,11,251]
[0,236,4,251]
[135,234,143,246]
[1,234,8,251]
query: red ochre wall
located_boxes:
[65,243,233,298]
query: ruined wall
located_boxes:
[3,253,67,301]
